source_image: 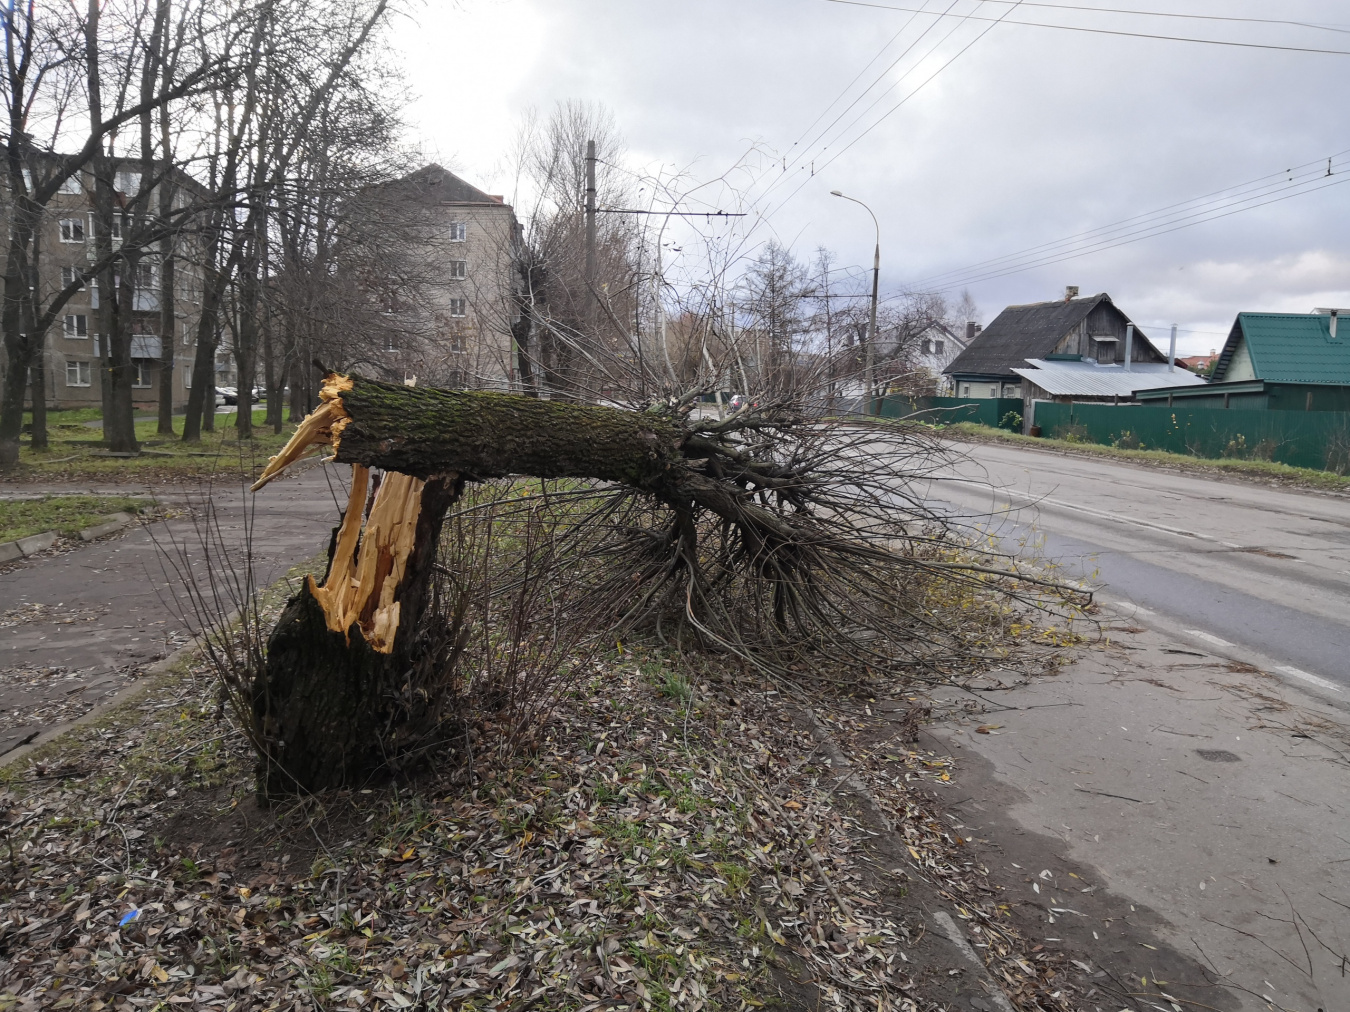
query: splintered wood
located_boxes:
[307,464,425,653]
[249,373,354,491]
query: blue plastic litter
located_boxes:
[118,909,141,927]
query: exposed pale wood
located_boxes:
[250,374,354,490]
[306,464,430,654]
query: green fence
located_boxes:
[1031,401,1350,472]
[880,396,1025,431]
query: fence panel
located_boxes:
[1031,401,1350,472]
[880,396,1024,430]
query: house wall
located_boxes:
[1051,303,1163,365]
[1225,336,1256,382]
[951,376,1022,399]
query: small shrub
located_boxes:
[1112,430,1141,450]
[1326,425,1350,475]
[999,410,1022,432]
[1222,433,1248,459]
[1053,422,1089,443]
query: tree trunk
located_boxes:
[255,467,462,796]
[250,372,686,796]
[29,343,47,450]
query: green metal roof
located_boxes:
[1215,312,1350,385]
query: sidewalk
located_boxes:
[0,464,345,756]
[915,612,1349,1012]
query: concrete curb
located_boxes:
[0,510,140,563]
[798,706,1020,1012]
[78,511,135,541]
[0,629,209,772]
[0,530,57,561]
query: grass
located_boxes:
[0,493,153,543]
[15,407,297,480]
[945,421,1350,492]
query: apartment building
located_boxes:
[0,161,206,411]
[366,165,522,389]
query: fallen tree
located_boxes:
[248,371,1061,797]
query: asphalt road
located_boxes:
[921,441,1350,691]
[0,464,348,756]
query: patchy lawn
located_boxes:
[14,410,298,482]
[0,495,154,544]
[943,422,1350,493]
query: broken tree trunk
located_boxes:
[249,373,690,796]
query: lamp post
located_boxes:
[831,190,880,416]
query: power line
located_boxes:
[822,0,1350,56]
[865,0,1350,35]
[916,172,1350,292]
[913,150,1350,288]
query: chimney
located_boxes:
[1332,309,1339,339]
[1064,286,1079,301]
[965,321,977,341]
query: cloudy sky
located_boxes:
[390,0,1350,355]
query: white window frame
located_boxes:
[65,360,91,387]
[448,297,467,318]
[448,260,467,280]
[61,266,86,291]
[59,218,85,243]
[58,174,82,195]
[63,314,88,338]
[134,258,158,290]
[448,222,467,242]
[115,170,141,194]
[132,361,152,388]
[960,383,971,397]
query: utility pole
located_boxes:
[831,190,880,415]
[584,139,597,335]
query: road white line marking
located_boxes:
[1276,665,1344,693]
[1185,629,1234,647]
[999,490,1210,541]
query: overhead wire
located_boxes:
[821,0,1350,56]
[912,153,1350,291]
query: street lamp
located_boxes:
[831,190,880,416]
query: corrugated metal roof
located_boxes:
[1012,359,1209,398]
[1214,313,1350,385]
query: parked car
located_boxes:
[216,386,239,405]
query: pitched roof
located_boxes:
[382,164,507,207]
[1012,359,1207,398]
[943,293,1144,378]
[1214,312,1350,385]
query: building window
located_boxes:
[110,215,123,240]
[61,266,86,290]
[66,361,91,387]
[64,314,88,338]
[960,383,970,396]
[134,260,157,289]
[59,174,82,195]
[989,386,998,397]
[449,260,467,280]
[132,361,152,388]
[448,222,467,242]
[115,170,141,194]
[59,218,85,242]
[383,334,399,352]
[449,297,466,317]
[934,339,944,355]
[183,369,191,389]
